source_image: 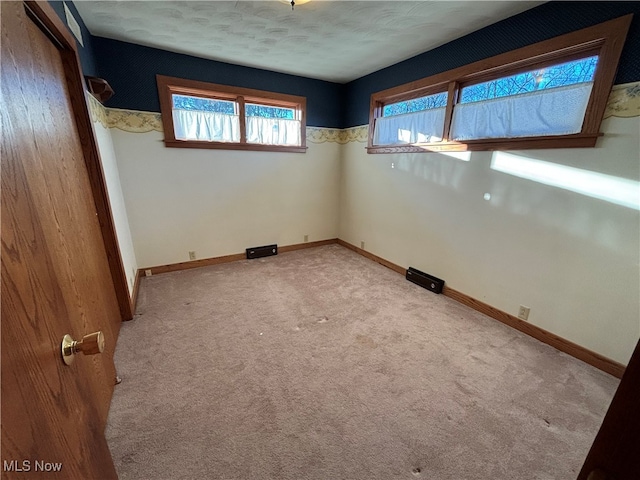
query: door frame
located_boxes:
[577,339,640,479]
[26,0,133,321]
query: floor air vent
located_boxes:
[246,244,278,259]
[406,267,444,294]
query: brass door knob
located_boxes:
[61,331,105,365]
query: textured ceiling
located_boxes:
[74,1,544,83]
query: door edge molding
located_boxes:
[25,1,133,322]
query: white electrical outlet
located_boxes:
[145,269,152,277]
[518,305,530,321]
[189,251,196,261]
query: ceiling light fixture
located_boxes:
[281,0,310,10]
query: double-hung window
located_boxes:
[368,15,632,153]
[157,75,306,153]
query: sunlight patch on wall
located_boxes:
[491,151,640,210]
[438,150,471,161]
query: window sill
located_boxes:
[164,140,308,153]
[366,133,601,154]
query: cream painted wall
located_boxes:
[93,121,139,295]
[111,129,341,268]
[100,105,638,365]
[339,116,640,365]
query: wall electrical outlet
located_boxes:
[144,269,152,277]
[304,235,309,242]
[189,251,196,261]
[360,241,365,249]
[518,305,530,321]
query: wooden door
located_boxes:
[1,2,120,478]
[577,339,640,480]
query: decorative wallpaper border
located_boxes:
[88,94,368,141]
[88,81,639,141]
[307,126,368,144]
[604,82,640,119]
[88,94,162,133]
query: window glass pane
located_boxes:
[246,117,301,146]
[383,92,448,117]
[245,103,295,119]
[451,83,592,140]
[172,94,236,114]
[460,55,598,104]
[374,108,446,145]
[172,110,240,143]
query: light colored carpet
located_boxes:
[106,244,618,480]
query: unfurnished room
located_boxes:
[1,1,639,479]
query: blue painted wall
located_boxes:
[50,1,639,129]
[343,1,640,127]
[48,1,99,77]
[92,38,345,128]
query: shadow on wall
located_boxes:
[392,149,471,193]
[385,143,639,254]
